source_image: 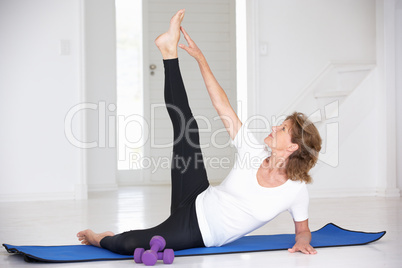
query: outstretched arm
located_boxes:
[179,27,242,141]
[288,219,317,255]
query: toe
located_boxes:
[177,9,185,16]
[172,9,185,24]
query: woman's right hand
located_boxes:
[179,27,204,61]
[179,26,242,140]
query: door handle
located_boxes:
[150,64,157,75]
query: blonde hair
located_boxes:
[285,112,322,183]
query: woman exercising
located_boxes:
[77,9,322,255]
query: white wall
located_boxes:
[396,0,402,191]
[0,0,118,201]
[252,0,400,197]
[375,0,400,197]
[84,0,117,191]
[256,0,376,118]
[0,0,84,201]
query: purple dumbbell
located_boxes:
[134,248,174,265]
[133,236,175,266]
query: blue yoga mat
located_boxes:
[3,223,385,263]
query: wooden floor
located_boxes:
[1,186,401,267]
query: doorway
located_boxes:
[115,0,144,180]
[116,0,241,185]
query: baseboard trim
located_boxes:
[376,188,401,198]
[88,183,118,192]
[0,192,75,202]
[75,184,88,200]
[309,187,401,198]
[2,186,398,201]
[308,188,378,199]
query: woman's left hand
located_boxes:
[288,241,317,255]
[290,219,317,254]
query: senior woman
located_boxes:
[77,9,322,255]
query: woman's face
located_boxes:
[264,120,295,151]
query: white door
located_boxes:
[120,0,237,185]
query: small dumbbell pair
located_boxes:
[134,235,174,266]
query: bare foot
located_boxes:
[77,229,114,248]
[155,9,185,59]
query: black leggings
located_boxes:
[100,58,210,255]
